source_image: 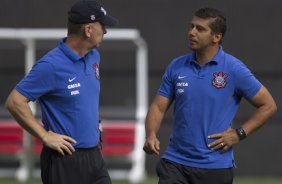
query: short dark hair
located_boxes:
[194,8,227,38]
[67,21,84,36]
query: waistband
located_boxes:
[42,145,99,155]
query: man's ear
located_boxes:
[213,33,222,44]
[83,24,92,38]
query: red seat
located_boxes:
[101,122,135,157]
[0,120,42,155]
[0,120,135,157]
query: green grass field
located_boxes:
[1,176,282,184]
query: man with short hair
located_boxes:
[5,1,118,183]
[143,7,277,184]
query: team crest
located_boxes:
[93,64,100,80]
[212,72,228,89]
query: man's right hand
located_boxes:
[42,130,77,156]
[143,136,160,155]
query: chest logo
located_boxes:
[178,75,187,79]
[212,72,228,89]
[93,64,100,80]
[68,77,76,82]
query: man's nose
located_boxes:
[103,27,107,34]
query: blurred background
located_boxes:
[0,0,281,183]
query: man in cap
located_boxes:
[5,1,118,183]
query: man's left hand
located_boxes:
[208,128,240,152]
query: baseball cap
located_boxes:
[68,0,118,27]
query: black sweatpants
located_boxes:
[41,146,111,184]
[156,158,233,184]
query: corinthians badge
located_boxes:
[212,72,228,89]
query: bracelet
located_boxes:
[236,127,247,140]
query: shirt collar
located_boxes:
[212,46,224,63]
[59,38,90,63]
[188,46,224,65]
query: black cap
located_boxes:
[68,0,118,27]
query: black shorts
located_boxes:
[40,146,111,184]
[156,158,233,184]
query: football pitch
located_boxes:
[0,177,282,184]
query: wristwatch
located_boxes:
[236,127,247,140]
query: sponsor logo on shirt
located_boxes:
[68,83,81,89]
[93,64,100,80]
[212,72,228,89]
[71,90,80,95]
[176,82,188,87]
[176,77,189,94]
[67,82,81,96]
[177,89,185,93]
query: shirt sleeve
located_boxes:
[158,62,175,100]
[16,61,56,101]
[233,61,262,100]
